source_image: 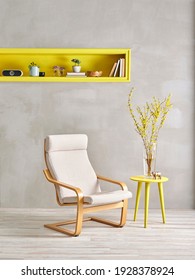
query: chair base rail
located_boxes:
[44,216,124,237]
[90,216,124,227]
[44,218,91,237]
[44,200,128,237]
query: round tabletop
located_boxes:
[130,175,168,183]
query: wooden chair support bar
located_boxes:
[91,217,124,227]
[43,169,83,196]
[91,199,128,228]
[97,174,128,191]
[44,218,91,237]
[83,202,123,214]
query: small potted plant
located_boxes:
[29,62,40,77]
[71,59,81,73]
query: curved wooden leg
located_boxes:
[134,182,142,221]
[119,199,128,227]
[74,196,84,236]
[44,199,84,237]
[44,217,87,237]
[91,199,129,227]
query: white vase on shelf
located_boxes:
[29,66,39,77]
[72,66,81,73]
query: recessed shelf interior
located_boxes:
[0,49,130,82]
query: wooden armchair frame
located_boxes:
[43,169,128,237]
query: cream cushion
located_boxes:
[62,190,132,205]
[45,134,132,205]
[45,134,88,152]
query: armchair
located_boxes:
[43,134,132,236]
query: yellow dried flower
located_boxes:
[128,87,172,158]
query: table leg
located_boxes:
[134,182,142,221]
[158,182,166,223]
[144,182,150,228]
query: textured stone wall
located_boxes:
[0,0,194,208]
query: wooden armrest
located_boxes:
[43,169,83,199]
[97,174,128,191]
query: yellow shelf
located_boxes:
[0,76,128,83]
[0,48,131,82]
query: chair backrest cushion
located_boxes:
[45,134,101,201]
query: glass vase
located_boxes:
[143,143,157,177]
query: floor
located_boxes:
[0,208,195,260]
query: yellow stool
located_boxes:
[130,176,168,228]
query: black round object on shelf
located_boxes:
[2,70,23,76]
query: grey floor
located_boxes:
[0,208,195,260]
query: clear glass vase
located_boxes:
[143,143,157,177]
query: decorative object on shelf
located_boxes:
[109,58,125,77]
[52,66,65,77]
[128,87,172,177]
[39,72,45,77]
[71,58,81,73]
[151,171,162,180]
[87,71,102,77]
[29,62,40,77]
[66,72,86,77]
[2,69,23,76]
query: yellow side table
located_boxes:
[130,175,168,228]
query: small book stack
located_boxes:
[109,58,125,77]
[66,72,86,77]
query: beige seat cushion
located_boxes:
[62,189,132,205]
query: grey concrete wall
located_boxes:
[0,0,194,208]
